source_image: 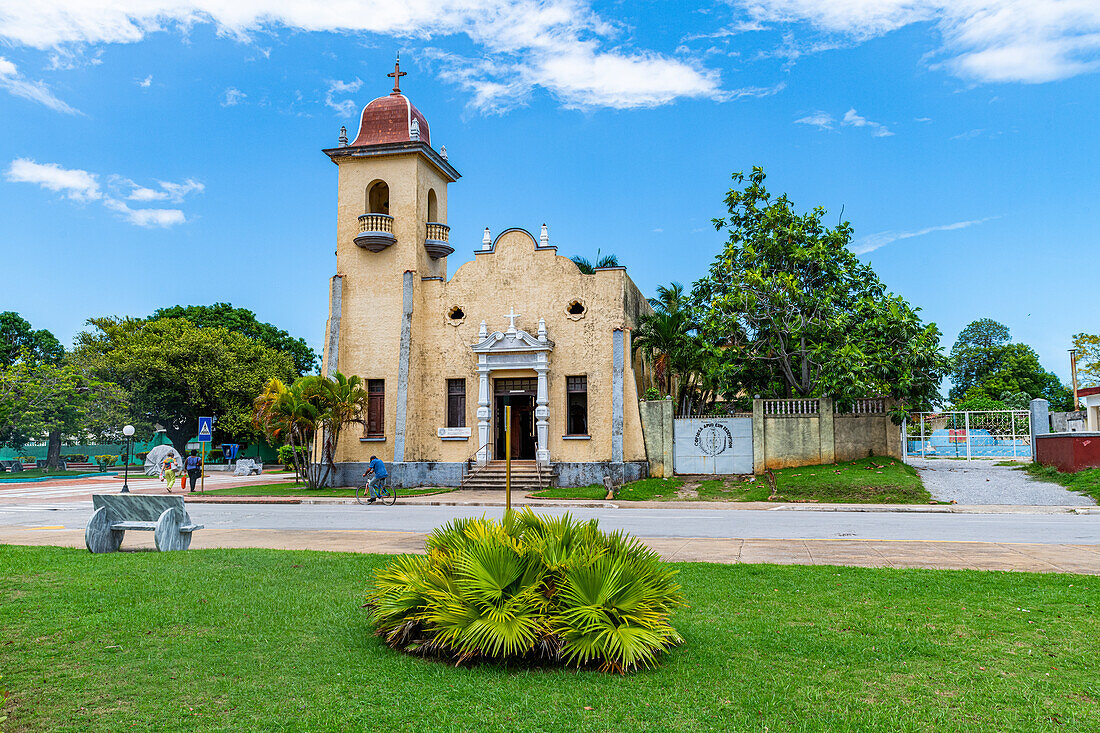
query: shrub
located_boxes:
[17,455,36,463]
[135,451,149,462]
[643,386,661,400]
[61,454,89,462]
[366,510,684,674]
[277,445,296,470]
[94,454,118,468]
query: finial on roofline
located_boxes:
[338,125,348,147]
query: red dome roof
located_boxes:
[350,93,431,147]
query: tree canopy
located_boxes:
[948,319,1071,409]
[0,312,64,367]
[690,167,946,409]
[151,302,317,375]
[1073,332,1100,388]
[75,317,296,452]
[0,314,126,461]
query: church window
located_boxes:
[447,379,466,428]
[367,181,390,215]
[427,189,438,221]
[448,305,464,321]
[566,375,588,436]
[567,300,585,317]
[367,379,385,438]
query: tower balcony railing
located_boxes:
[355,213,396,252]
[424,221,454,260]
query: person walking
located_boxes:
[185,449,202,493]
[162,454,179,493]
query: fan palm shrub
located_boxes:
[366,510,684,673]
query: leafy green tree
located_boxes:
[1073,332,1100,388]
[75,317,296,453]
[0,354,125,455]
[948,320,1072,409]
[948,318,1011,401]
[694,167,946,409]
[152,302,317,375]
[0,312,63,367]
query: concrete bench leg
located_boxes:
[153,508,191,551]
[85,507,123,553]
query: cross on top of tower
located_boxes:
[388,54,407,94]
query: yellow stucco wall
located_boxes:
[321,149,652,467]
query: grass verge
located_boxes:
[1,545,1096,732]
[0,469,116,481]
[1015,463,1100,502]
[533,457,930,504]
[201,483,455,498]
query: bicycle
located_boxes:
[356,472,397,505]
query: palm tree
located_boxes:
[571,251,620,274]
[254,373,366,488]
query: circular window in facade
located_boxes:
[566,299,586,320]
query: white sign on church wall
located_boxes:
[673,417,753,474]
[437,427,472,439]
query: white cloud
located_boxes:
[325,78,362,116]
[0,56,79,114]
[6,158,198,228]
[950,128,984,140]
[0,1,729,111]
[221,86,245,106]
[138,74,152,88]
[852,217,996,255]
[736,1,1100,83]
[5,158,100,201]
[842,107,893,137]
[795,108,892,136]
[795,110,834,129]
[119,177,204,202]
[103,199,186,227]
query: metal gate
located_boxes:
[904,410,1032,460]
[673,417,753,474]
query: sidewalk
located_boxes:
[183,490,1100,514]
[4,527,1098,574]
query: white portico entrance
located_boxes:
[470,309,554,467]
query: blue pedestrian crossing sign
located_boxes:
[197,416,213,443]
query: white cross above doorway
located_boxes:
[504,306,521,333]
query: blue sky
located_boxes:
[1,1,1097,388]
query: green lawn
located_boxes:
[1,545,1096,732]
[202,483,456,498]
[533,457,930,504]
[1016,464,1100,503]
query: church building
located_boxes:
[319,62,654,489]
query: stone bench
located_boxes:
[85,494,203,553]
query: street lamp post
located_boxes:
[121,424,135,493]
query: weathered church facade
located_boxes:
[319,65,654,488]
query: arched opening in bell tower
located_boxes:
[427,188,438,221]
[367,181,390,215]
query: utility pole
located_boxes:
[1070,348,1079,409]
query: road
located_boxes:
[3,501,1099,545]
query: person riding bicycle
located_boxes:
[362,455,389,504]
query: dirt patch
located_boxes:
[675,483,700,499]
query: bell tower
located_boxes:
[320,59,461,464]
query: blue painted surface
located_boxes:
[908,429,1032,458]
